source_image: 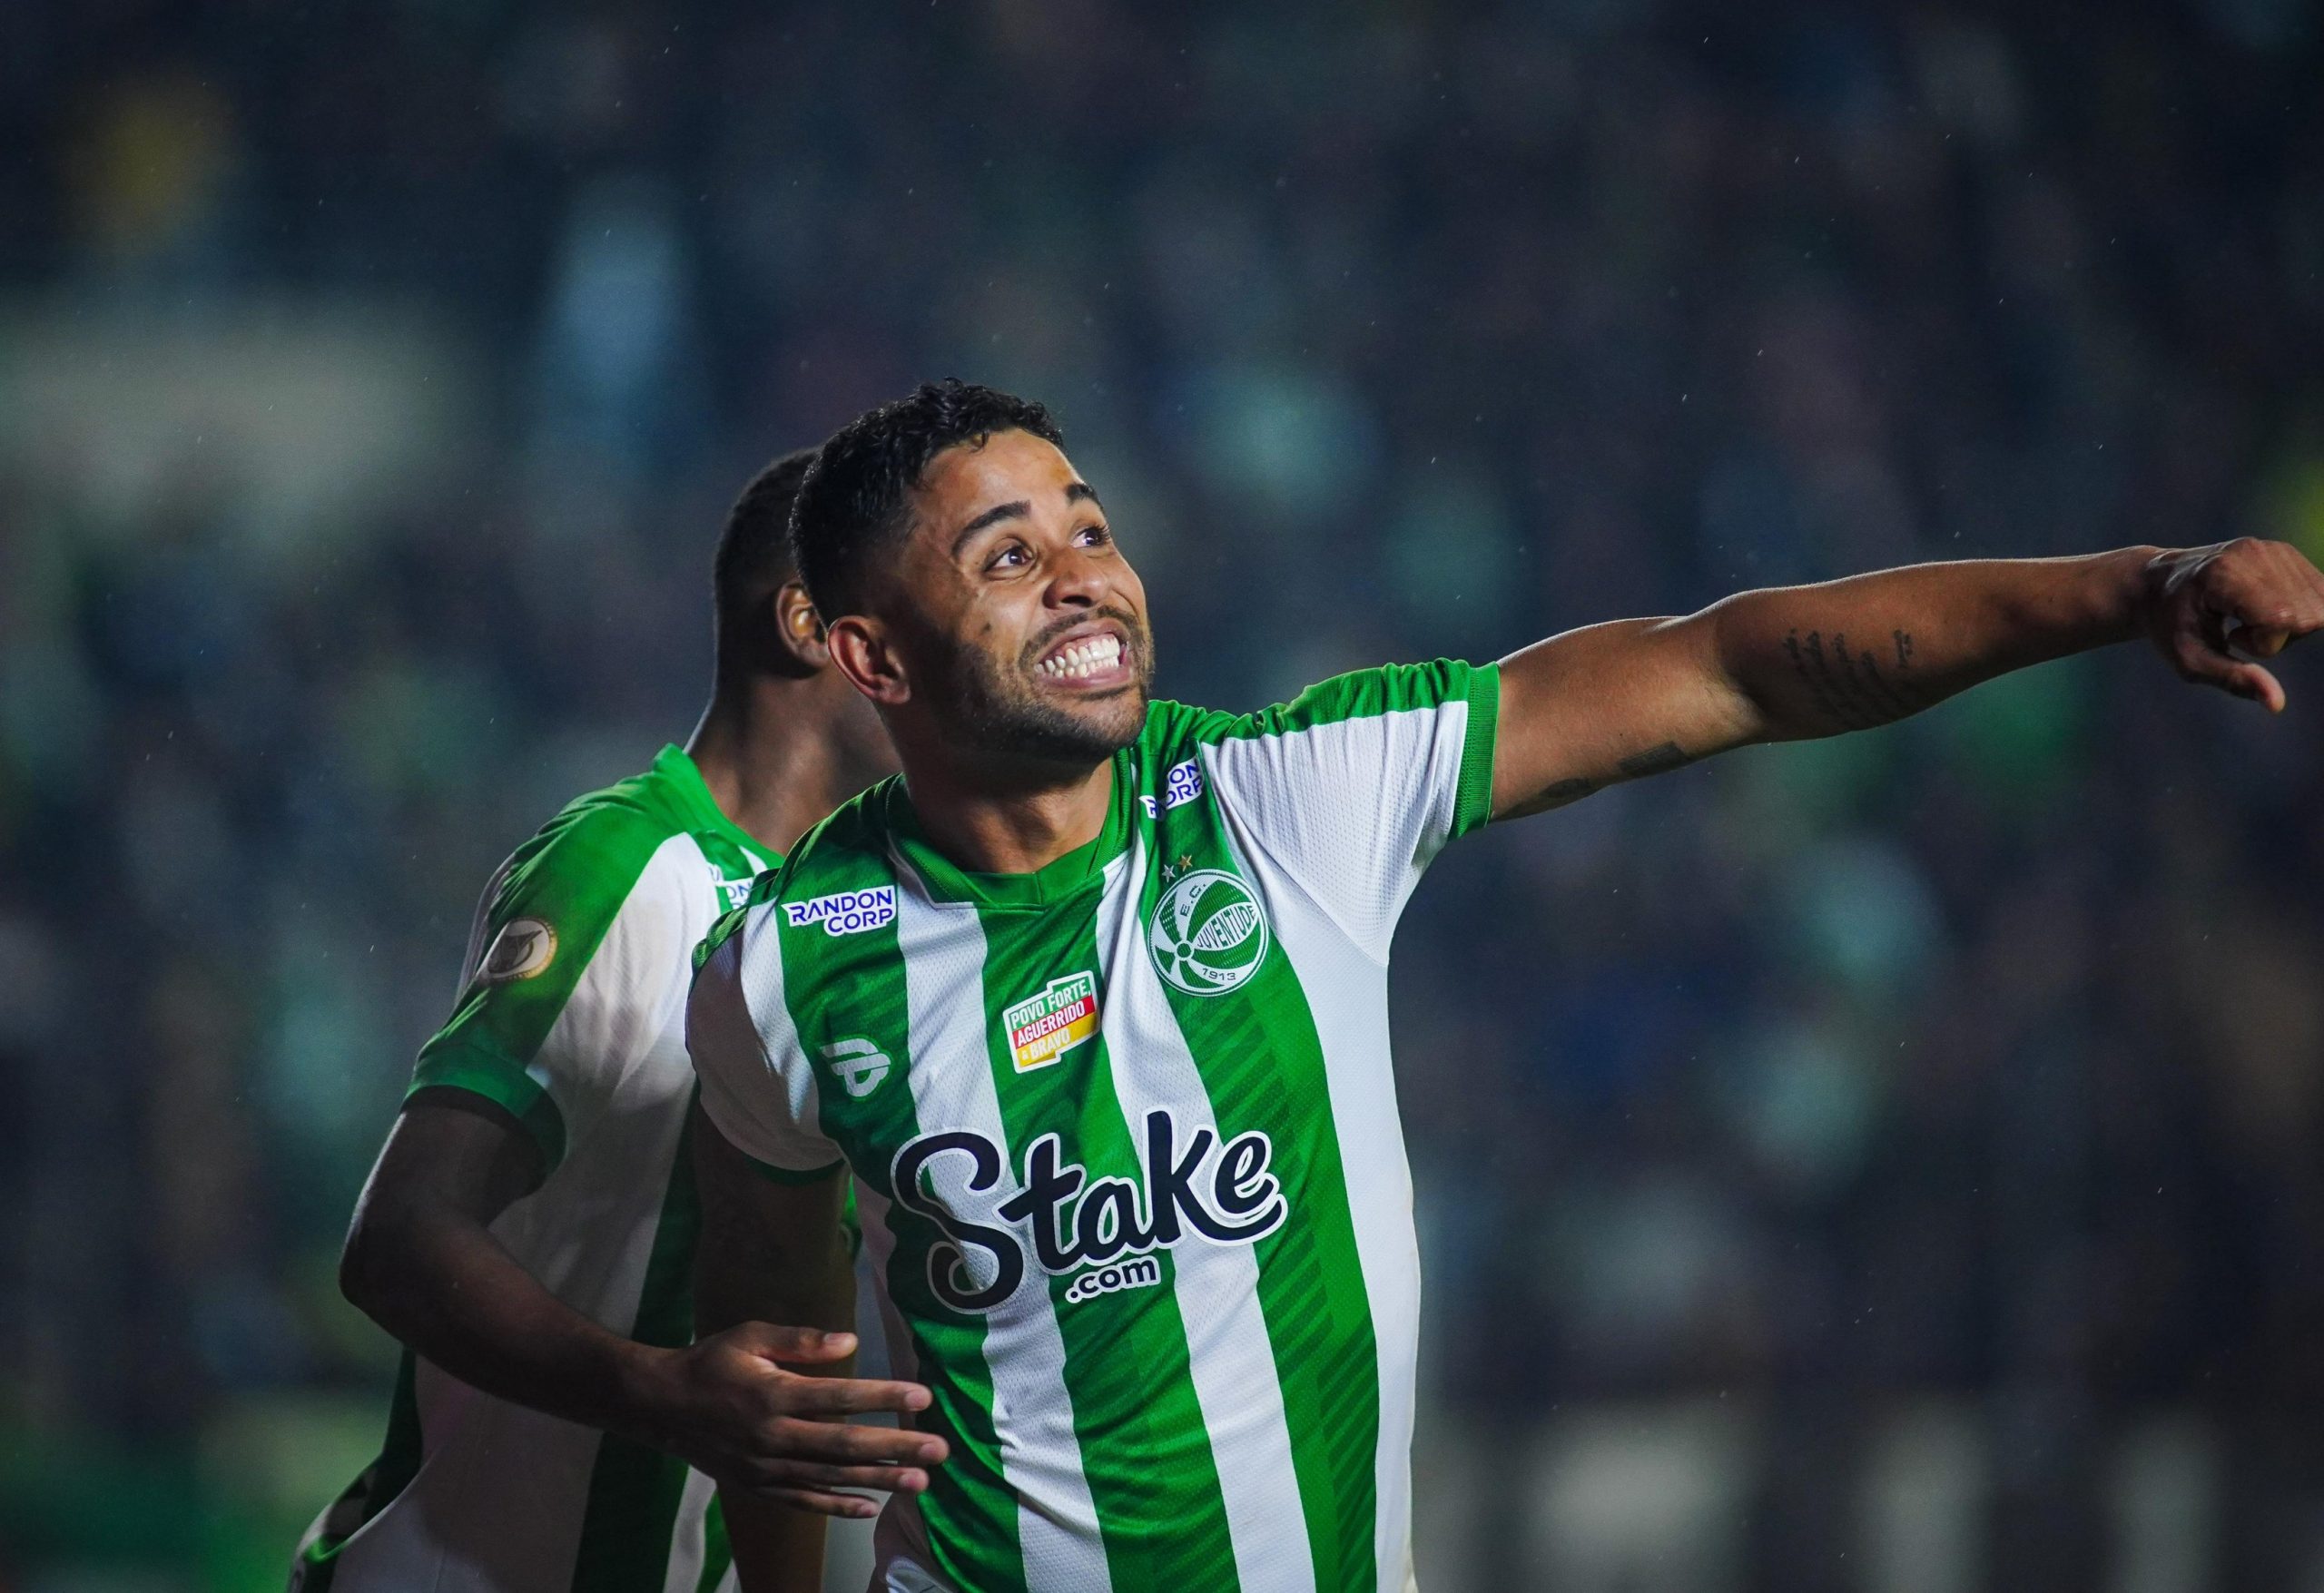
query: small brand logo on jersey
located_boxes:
[715,872,754,910]
[783,886,897,937]
[821,1037,892,1097]
[478,918,556,983]
[1148,870,1268,996]
[1003,972,1100,1073]
[1163,757,1204,811]
[1137,759,1206,820]
[891,1108,1285,1314]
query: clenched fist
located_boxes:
[2142,538,2324,711]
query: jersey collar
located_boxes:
[885,751,1137,910]
[651,744,779,866]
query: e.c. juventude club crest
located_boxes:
[1148,870,1268,996]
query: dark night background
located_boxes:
[5,2,2324,1588]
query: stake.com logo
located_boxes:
[890,1107,1285,1313]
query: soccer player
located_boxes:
[297,451,946,1593]
[684,382,2324,1593]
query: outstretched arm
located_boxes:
[1491,539,2324,819]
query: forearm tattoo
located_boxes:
[1509,740,1701,818]
[1781,627,1924,731]
[1617,741,1695,778]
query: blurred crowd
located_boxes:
[5,0,2324,1586]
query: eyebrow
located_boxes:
[949,482,1106,559]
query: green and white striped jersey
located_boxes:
[689,661,1498,1593]
[297,746,775,1593]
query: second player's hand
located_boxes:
[2142,537,2324,710]
[626,1323,950,1518]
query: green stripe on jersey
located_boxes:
[973,890,1240,1592]
[759,811,1026,1593]
[569,1107,703,1593]
[693,1500,733,1593]
[1139,785,1378,1590]
[295,1351,426,1593]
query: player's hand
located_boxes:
[2142,538,2324,711]
[628,1323,949,1518]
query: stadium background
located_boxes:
[5,1,2324,1588]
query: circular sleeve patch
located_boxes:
[478,918,557,983]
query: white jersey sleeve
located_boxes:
[1195,659,1499,963]
[412,809,704,1170]
[687,901,846,1177]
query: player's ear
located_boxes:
[825,615,910,706]
[772,579,831,672]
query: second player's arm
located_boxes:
[339,1091,929,1486]
[340,1091,730,1436]
[1491,539,2324,818]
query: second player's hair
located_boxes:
[713,447,817,674]
[790,379,1064,615]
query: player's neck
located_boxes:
[685,674,868,857]
[899,749,1115,878]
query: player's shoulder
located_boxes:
[694,776,901,971]
[491,763,694,926]
[768,775,902,889]
[1145,658,1492,754]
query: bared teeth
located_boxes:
[1039,634,1124,680]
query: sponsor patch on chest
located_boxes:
[1137,756,1206,818]
[1003,971,1100,1073]
[783,886,897,937]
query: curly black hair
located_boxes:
[789,379,1064,615]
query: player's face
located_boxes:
[893,429,1154,767]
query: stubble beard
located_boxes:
[940,613,1155,770]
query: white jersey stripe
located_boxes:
[1099,833,1318,1593]
[662,1468,718,1593]
[1199,702,1472,965]
[854,1179,917,1384]
[891,876,1112,1593]
[698,890,832,1174]
[1236,863,1423,1592]
[853,1178,949,1591]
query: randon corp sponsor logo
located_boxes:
[1063,1254,1162,1304]
[783,886,897,937]
[1162,757,1204,811]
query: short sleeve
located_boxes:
[687,905,845,1180]
[1196,659,1498,962]
[409,810,686,1173]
